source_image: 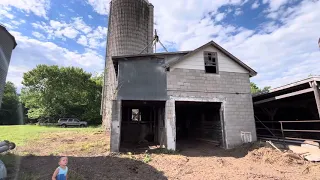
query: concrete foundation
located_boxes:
[165,100,176,150]
[110,100,121,152]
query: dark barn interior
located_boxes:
[253,78,320,142]
[175,101,223,148]
[120,101,165,149]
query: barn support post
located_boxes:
[311,81,320,119]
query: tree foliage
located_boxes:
[250,82,271,94]
[20,65,102,124]
[0,82,23,125]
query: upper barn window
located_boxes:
[204,51,218,74]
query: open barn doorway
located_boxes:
[175,101,224,149]
[120,101,165,151]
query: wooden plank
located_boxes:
[266,141,282,152]
[254,88,314,105]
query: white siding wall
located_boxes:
[172,45,248,74]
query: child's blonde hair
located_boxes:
[59,157,68,164]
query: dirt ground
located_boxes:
[1,129,320,180]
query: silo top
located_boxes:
[0,24,17,49]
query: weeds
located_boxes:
[143,154,152,163]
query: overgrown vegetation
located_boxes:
[250,82,271,94]
[19,65,103,125]
[0,82,26,125]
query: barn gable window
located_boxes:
[204,51,218,74]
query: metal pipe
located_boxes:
[279,120,320,123]
[283,129,320,133]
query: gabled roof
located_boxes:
[166,41,257,77]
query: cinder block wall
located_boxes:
[167,68,257,149]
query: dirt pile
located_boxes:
[245,147,305,165]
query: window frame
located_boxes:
[203,51,219,74]
[131,109,141,122]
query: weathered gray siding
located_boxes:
[102,0,154,129]
[117,58,167,100]
[0,28,15,108]
[167,68,256,149]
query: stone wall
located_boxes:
[167,68,256,149]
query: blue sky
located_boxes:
[0,0,319,91]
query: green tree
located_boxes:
[250,82,271,94]
[0,82,22,125]
[20,65,102,124]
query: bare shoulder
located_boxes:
[55,167,60,173]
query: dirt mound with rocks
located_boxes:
[245,147,305,165]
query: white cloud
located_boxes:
[58,26,79,39]
[215,13,226,22]
[87,0,110,15]
[0,8,14,19]
[251,1,260,9]
[7,31,104,89]
[77,35,88,46]
[80,26,107,48]
[229,1,320,88]
[6,66,31,90]
[11,21,22,26]
[263,0,289,11]
[49,20,65,29]
[32,18,93,40]
[0,0,50,18]
[151,0,247,49]
[234,8,243,16]
[88,15,93,19]
[72,17,92,34]
[32,31,45,39]
[148,0,320,89]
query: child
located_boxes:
[52,157,68,180]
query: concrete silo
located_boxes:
[102,0,154,129]
[0,25,17,108]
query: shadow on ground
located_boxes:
[0,154,167,180]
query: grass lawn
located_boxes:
[0,125,101,146]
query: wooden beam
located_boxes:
[254,88,314,105]
[311,81,320,119]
